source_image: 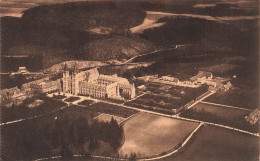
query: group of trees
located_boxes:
[2,104,125,160]
[49,115,124,159]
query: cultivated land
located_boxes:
[128,83,208,110]
[192,102,251,119]
[161,125,259,161]
[120,112,199,158]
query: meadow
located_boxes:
[192,102,251,119]
[120,112,199,158]
[94,113,125,123]
[161,125,259,161]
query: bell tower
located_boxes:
[71,64,79,95]
[62,63,70,93]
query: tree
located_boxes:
[61,142,74,161]
[129,153,137,161]
[89,138,99,151]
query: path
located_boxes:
[122,47,176,64]
[175,115,260,137]
[124,92,148,103]
[75,94,259,137]
[34,155,127,161]
[0,105,67,126]
[142,122,204,161]
[186,91,215,110]
[200,101,253,111]
[56,92,259,138]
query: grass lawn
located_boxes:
[52,94,66,100]
[120,112,199,158]
[94,113,125,123]
[204,88,259,110]
[89,102,138,118]
[78,99,96,106]
[192,102,251,120]
[181,102,258,132]
[1,95,67,123]
[161,125,259,161]
[64,97,81,102]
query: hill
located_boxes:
[79,36,156,61]
[1,1,258,71]
[22,1,146,32]
[140,15,242,47]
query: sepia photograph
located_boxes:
[0,0,259,161]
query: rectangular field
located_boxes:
[161,125,259,161]
[120,112,199,158]
[192,102,251,119]
[94,113,125,123]
[204,89,258,110]
[132,83,208,110]
[89,102,138,118]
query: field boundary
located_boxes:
[120,112,141,125]
[141,122,204,161]
[200,101,253,111]
[176,115,260,137]
[0,105,67,126]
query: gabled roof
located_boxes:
[197,71,212,78]
[190,71,212,81]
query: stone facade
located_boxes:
[62,68,135,99]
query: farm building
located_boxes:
[190,71,213,82]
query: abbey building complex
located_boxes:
[62,67,135,99]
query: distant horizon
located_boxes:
[1,0,258,17]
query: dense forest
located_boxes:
[1,1,258,70]
[1,106,124,160]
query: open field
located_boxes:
[1,95,67,123]
[89,102,138,118]
[181,102,258,133]
[94,113,125,123]
[205,89,259,110]
[120,112,199,158]
[199,63,237,74]
[161,125,259,161]
[192,102,250,120]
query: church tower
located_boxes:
[71,64,79,95]
[130,83,136,99]
[62,63,70,93]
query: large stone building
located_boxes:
[21,77,61,94]
[62,67,135,99]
